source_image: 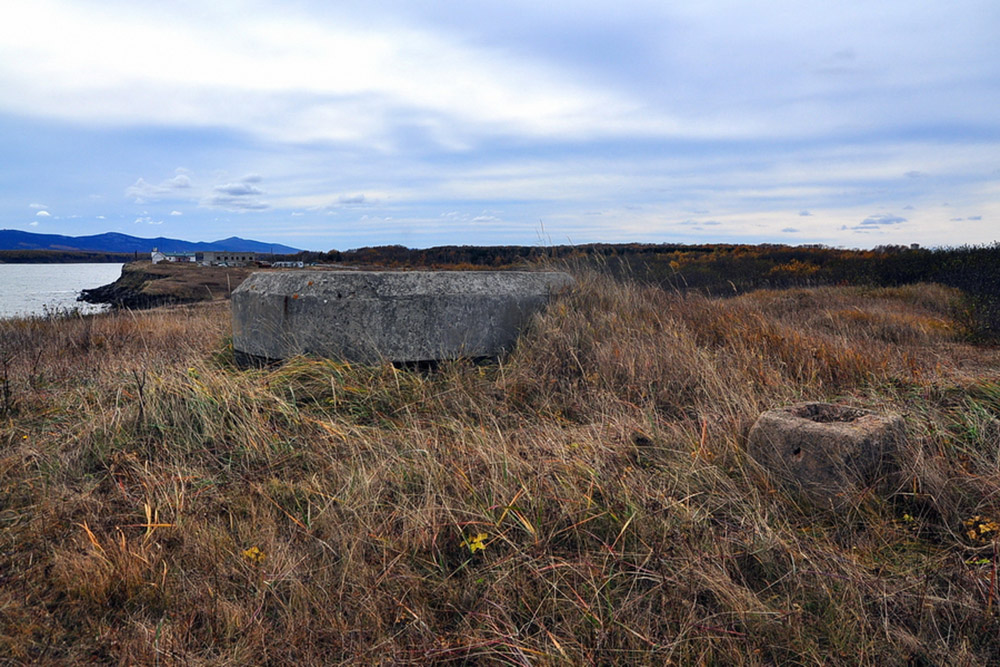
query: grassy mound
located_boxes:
[1,275,998,664]
[79,261,256,309]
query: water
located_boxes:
[0,263,124,319]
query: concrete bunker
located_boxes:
[231,270,574,364]
[747,402,904,506]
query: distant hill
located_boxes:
[0,229,300,255]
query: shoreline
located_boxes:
[0,262,124,320]
[78,260,258,310]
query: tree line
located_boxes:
[277,241,1000,340]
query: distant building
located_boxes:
[151,248,197,264]
[196,251,259,266]
[272,260,305,268]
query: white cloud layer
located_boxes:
[0,0,664,146]
[203,174,270,211]
[125,173,193,202]
[0,1,996,249]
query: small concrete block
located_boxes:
[231,270,574,363]
[747,402,903,506]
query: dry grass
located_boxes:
[2,273,999,664]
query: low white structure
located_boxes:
[151,249,196,264]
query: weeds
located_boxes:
[1,276,999,664]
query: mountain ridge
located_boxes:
[0,229,301,254]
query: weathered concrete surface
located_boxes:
[747,402,904,507]
[232,270,574,363]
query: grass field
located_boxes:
[1,270,999,664]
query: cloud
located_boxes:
[1,4,998,250]
[126,172,193,202]
[859,213,907,227]
[950,217,964,222]
[203,175,269,211]
[674,218,724,233]
[29,203,47,209]
[170,210,182,216]
[0,1,667,148]
[29,220,38,226]
[840,213,910,233]
[968,215,982,221]
[815,48,861,76]
[203,195,269,210]
[214,182,263,196]
[35,210,51,217]
[134,216,163,225]
[782,227,799,233]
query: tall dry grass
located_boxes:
[1,275,999,664]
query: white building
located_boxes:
[151,248,197,264]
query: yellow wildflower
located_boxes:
[242,546,266,563]
[462,532,488,554]
[963,516,999,542]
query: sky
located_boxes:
[1,0,998,252]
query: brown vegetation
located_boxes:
[79,261,257,309]
[1,273,999,664]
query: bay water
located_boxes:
[0,263,124,319]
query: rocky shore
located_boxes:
[79,260,256,309]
